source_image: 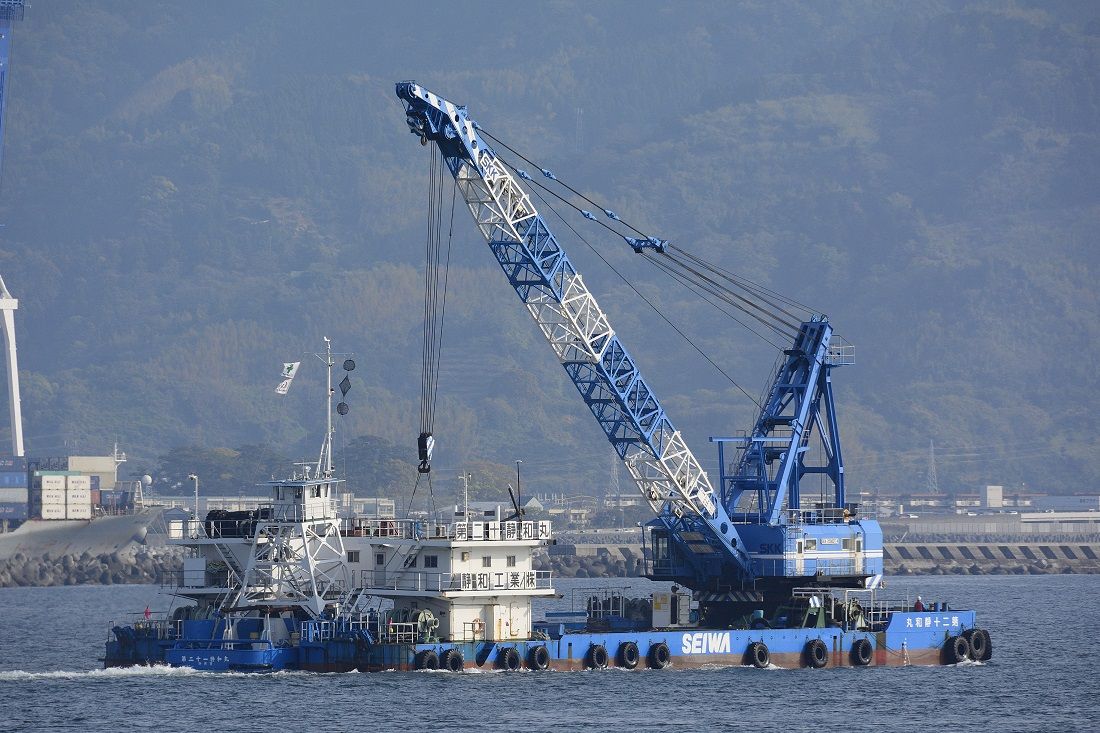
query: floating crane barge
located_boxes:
[105,84,991,671]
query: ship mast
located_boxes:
[316,337,335,479]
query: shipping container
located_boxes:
[0,501,27,519]
[66,505,92,520]
[66,475,92,491]
[90,475,101,490]
[0,471,28,488]
[90,488,101,506]
[0,456,28,471]
[40,475,66,490]
[0,487,28,503]
[40,504,66,519]
[40,489,66,504]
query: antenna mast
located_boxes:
[316,337,335,478]
[926,439,940,495]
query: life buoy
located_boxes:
[527,645,550,671]
[805,639,828,669]
[414,649,439,670]
[747,641,769,669]
[617,641,640,669]
[472,618,484,636]
[850,638,873,666]
[441,648,464,672]
[964,628,989,661]
[496,647,520,671]
[647,642,671,669]
[943,635,970,664]
[585,643,609,669]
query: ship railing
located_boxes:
[456,621,486,643]
[167,519,209,540]
[301,620,335,643]
[256,500,339,523]
[344,518,440,540]
[784,507,853,525]
[358,569,553,594]
[298,617,376,643]
[571,586,626,619]
[157,569,236,590]
[344,518,552,542]
[106,618,180,642]
[826,335,855,366]
[379,621,419,644]
[789,587,925,629]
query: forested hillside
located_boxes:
[0,1,1096,501]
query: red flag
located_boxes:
[144,606,151,620]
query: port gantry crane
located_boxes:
[395,82,882,609]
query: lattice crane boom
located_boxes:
[395,82,753,575]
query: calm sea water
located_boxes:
[0,575,1094,733]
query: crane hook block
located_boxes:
[417,432,435,474]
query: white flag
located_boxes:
[275,361,300,395]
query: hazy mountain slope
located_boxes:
[0,1,1096,496]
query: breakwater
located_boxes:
[2,541,1098,588]
[0,548,182,588]
[536,540,1100,578]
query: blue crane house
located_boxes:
[105,85,990,672]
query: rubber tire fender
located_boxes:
[527,645,550,671]
[496,647,520,671]
[617,641,640,669]
[647,642,671,669]
[964,628,988,661]
[805,639,829,669]
[748,641,769,669]
[585,643,609,670]
[850,638,873,667]
[943,635,970,664]
[440,648,464,672]
[977,629,992,661]
[414,649,439,671]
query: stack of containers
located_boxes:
[90,475,101,507]
[0,456,29,520]
[65,474,92,520]
[39,473,67,519]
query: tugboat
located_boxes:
[105,343,991,672]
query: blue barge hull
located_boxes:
[106,609,985,672]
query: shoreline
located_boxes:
[2,542,1098,589]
